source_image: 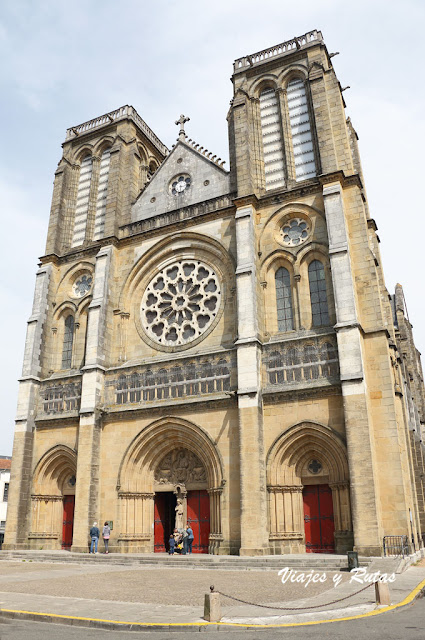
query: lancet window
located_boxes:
[259,88,286,190]
[287,79,317,181]
[308,260,329,327]
[275,267,294,332]
[71,155,93,247]
[93,148,111,240]
[61,315,75,369]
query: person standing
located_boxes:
[90,522,100,554]
[102,521,111,554]
[168,534,176,555]
[186,525,194,554]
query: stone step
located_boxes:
[0,550,371,571]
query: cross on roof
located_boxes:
[175,114,190,140]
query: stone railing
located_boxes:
[107,352,236,407]
[38,378,82,415]
[233,31,322,73]
[120,194,235,238]
[65,105,169,156]
[264,334,339,390]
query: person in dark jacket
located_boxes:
[90,522,100,554]
[169,534,176,555]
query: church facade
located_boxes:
[5,30,425,556]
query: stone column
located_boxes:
[235,203,268,555]
[323,182,381,555]
[71,246,113,552]
[4,265,52,549]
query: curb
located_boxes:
[1,578,424,632]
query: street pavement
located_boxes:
[0,598,424,639]
[0,556,423,630]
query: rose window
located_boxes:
[72,274,93,298]
[141,261,221,347]
[170,175,191,195]
[280,218,310,247]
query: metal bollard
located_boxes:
[204,585,222,622]
[375,579,391,606]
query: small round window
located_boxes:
[72,273,93,298]
[280,218,310,247]
[170,174,191,195]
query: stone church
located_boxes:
[5,30,425,556]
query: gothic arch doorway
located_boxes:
[117,417,224,553]
[267,422,353,554]
[153,448,210,553]
[30,445,77,550]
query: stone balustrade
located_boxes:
[38,378,82,415]
[233,31,322,73]
[65,105,168,156]
[264,334,339,390]
[120,194,235,238]
[108,352,236,407]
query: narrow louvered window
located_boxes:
[308,260,329,327]
[62,315,74,369]
[93,148,111,240]
[71,156,92,247]
[275,267,293,332]
[259,88,285,190]
[287,79,317,181]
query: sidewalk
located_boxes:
[0,557,424,630]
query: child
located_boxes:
[169,534,176,555]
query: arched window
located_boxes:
[61,315,74,369]
[303,344,319,380]
[128,373,141,403]
[93,148,111,241]
[287,79,317,182]
[156,369,169,399]
[71,155,93,247]
[308,260,330,327]
[116,375,128,404]
[268,351,283,385]
[275,267,293,332]
[259,88,285,190]
[216,359,230,392]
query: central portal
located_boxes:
[153,490,210,553]
[153,446,211,553]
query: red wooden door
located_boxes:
[187,490,210,553]
[154,493,176,552]
[154,493,167,553]
[62,495,75,550]
[303,484,335,553]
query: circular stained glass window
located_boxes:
[171,174,191,195]
[72,274,93,298]
[280,218,310,247]
[308,459,322,474]
[141,261,221,347]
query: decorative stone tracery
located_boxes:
[140,260,221,347]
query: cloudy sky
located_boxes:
[0,0,424,455]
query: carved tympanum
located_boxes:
[154,448,207,485]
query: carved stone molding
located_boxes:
[154,448,207,486]
[267,485,303,493]
[31,494,63,502]
[118,492,155,500]
[117,533,152,541]
[269,532,303,540]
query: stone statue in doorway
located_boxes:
[175,497,184,530]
